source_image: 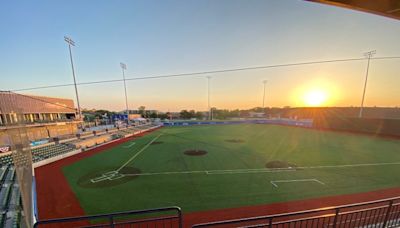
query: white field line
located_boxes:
[206,168,296,175]
[123,168,296,177]
[116,134,163,172]
[91,171,124,183]
[123,142,136,148]
[122,161,400,177]
[298,162,400,169]
[124,170,207,176]
[270,179,325,188]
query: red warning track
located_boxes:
[35,127,400,228]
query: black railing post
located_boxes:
[382,200,393,228]
[332,208,340,228]
[269,217,273,228]
[109,215,115,228]
[178,208,183,228]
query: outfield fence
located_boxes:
[162,119,313,127]
[33,206,182,228]
[192,196,400,228]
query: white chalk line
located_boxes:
[270,178,325,188]
[90,134,162,182]
[90,171,125,183]
[123,168,296,177]
[123,142,136,148]
[116,134,163,172]
[122,161,400,177]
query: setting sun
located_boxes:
[303,89,328,106]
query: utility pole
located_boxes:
[64,36,82,121]
[120,62,129,125]
[359,50,376,118]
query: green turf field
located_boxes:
[62,124,400,215]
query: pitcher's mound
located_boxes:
[184,150,208,156]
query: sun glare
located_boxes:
[303,89,328,106]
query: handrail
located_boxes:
[34,206,182,228]
[192,197,400,227]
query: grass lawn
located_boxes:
[62,124,400,215]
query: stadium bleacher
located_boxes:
[0,143,78,228]
[0,164,22,228]
[31,144,75,162]
[0,155,13,166]
[0,144,77,166]
[116,129,134,137]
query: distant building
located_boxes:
[0,92,80,146]
[0,92,77,125]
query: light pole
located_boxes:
[359,50,376,118]
[120,62,129,125]
[262,80,267,109]
[64,36,82,121]
[207,76,212,120]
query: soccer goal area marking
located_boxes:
[270,178,325,188]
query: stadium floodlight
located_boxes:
[359,50,376,118]
[120,62,129,124]
[207,76,212,120]
[64,36,75,46]
[64,36,82,121]
[262,80,268,109]
[120,62,127,70]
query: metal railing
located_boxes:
[192,197,400,228]
[34,206,182,228]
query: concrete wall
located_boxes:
[0,122,79,146]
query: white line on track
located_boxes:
[270,179,325,188]
[122,161,400,177]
